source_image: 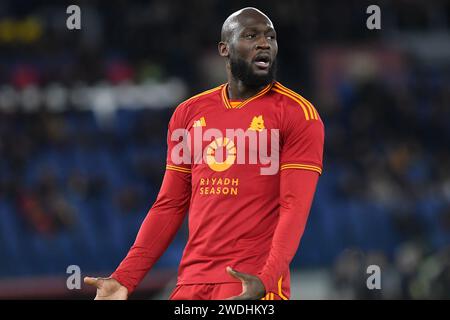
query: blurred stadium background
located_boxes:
[0,0,449,299]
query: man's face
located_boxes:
[228,19,278,87]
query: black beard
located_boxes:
[229,56,277,88]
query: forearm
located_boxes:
[258,169,319,294]
[111,170,191,294]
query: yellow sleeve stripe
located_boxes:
[260,292,280,300]
[272,87,310,121]
[261,293,273,300]
[260,277,289,300]
[274,82,319,120]
[280,163,322,175]
[166,164,191,173]
[278,277,289,300]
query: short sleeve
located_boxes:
[280,106,325,175]
[166,106,192,174]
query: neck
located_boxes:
[226,65,270,100]
[227,79,266,100]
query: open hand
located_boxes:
[84,276,128,300]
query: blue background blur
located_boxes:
[0,0,449,299]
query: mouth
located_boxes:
[253,53,271,69]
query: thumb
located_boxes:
[84,277,101,288]
[226,267,246,281]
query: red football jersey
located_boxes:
[165,81,324,288]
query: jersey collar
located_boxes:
[221,82,274,109]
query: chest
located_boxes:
[185,103,282,172]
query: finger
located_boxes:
[226,267,249,281]
[84,277,100,288]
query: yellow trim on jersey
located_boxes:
[185,85,223,104]
[166,164,191,174]
[221,82,273,109]
[229,101,241,108]
[280,163,322,175]
[279,82,319,120]
[237,83,273,109]
[274,83,317,120]
[278,277,289,300]
[272,87,310,121]
[275,82,318,120]
[221,85,232,109]
[261,292,277,300]
[274,82,318,120]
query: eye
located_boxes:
[245,34,256,39]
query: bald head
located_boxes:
[221,7,274,42]
[218,7,278,88]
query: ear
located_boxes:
[218,41,229,57]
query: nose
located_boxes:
[255,35,270,50]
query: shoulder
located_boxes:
[271,81,321,122]
[175,84,224,113]
[168,84,223,128]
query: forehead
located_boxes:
[237,15,274,31]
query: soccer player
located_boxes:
[84,7,324,300]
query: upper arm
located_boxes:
[280,101,325,175]
[166,104,192,175]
